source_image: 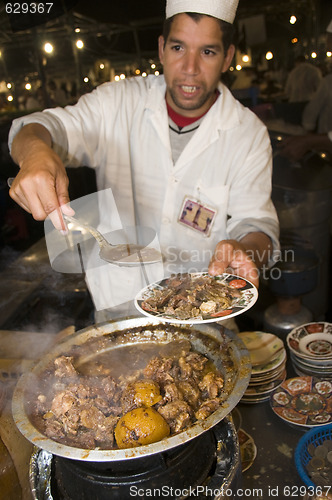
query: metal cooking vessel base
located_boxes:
[30,417,241,500]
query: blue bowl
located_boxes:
[294,423,332,487]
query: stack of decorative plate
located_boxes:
[238,331,287,404]
[287,322,332,378]
[270,376,332,429]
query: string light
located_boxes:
[266,51,274,60]
[76,39,84,49]
[289,15,297,24]
[311,52,317,59]
[43,42,53,54]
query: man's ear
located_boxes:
[158,35,165,65]
[222,44,235,73]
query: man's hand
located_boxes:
[9,124,74,230]
[208,239,259,287]
[279,133,332,162]
[278,135,311,162]
[208,233,273,288]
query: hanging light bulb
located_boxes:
[43,42,53,54]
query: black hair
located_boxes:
[162,13,235,53]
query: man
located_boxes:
[284,55,322,104]
[8,0,279,320]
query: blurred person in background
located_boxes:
[301,20,332,134]
[280,20,332,161]
[284,55,322,103]
[48,80,68,107]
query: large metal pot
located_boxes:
[268,247,319,296]
[12,317,250,462]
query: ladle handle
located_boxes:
[63,215,110,248]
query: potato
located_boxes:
[132,380,162,407]
[114,407,170,449]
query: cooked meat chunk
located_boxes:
[44,418,66,440]
[178,356,193,378]
[195,399,221,420]
[157,400,193,433]
[51,391,77,418]
[178,380,201,407]
[80,405,106,429]
[54,356,78,378]
[184,352,209,372]
[143,357,174,385]
[163,382,184,403]
[199,372,224,399]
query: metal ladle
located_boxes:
[7,177,161,266]
[63,215,162,266]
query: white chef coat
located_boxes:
[302,74,332,133]
[284,63,322,103]
[9,75,279,313]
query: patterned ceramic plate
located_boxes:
[287,323,332,360]
[249,363,287,385]
[135,272,258,324]
[251,348,287,376]
[238,331,284,366]
[238,428,257,472]
[270,376,332,428]
[244,369,287,396]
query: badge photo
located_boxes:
[178,197,217,237]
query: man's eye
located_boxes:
[171,45,182,51]
[203,49,215,56]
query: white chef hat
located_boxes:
[166,0,239,24]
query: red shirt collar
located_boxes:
[166,90,220,128]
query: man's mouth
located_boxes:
[181,85,198,93]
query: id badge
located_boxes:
[178,197,217,237]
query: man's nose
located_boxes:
[182,52,200,74]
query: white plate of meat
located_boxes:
[135,272,258,324]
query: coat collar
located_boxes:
[146,76,241,132]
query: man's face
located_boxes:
[158,13,234,117]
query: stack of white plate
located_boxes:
[286,322,332,378]
[238,331,287,404]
